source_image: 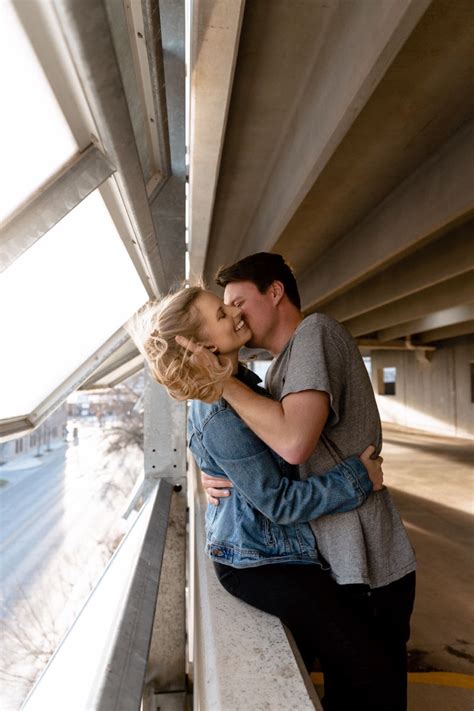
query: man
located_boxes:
[202,252,416,710]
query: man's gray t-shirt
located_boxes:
[266,313,416,588]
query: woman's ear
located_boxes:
[206,344,219,353]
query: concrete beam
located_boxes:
[159,0,186,178]
[150,175,186,289]
[356,339,435,352]
[188,0,245,278]
[299,118,474,310]
[320,222,473,322]
[417,319,474,344]
[236,0,432,259]
[345,271,474,337]
[378,303,474,342]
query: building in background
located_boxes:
[0,403,68,466]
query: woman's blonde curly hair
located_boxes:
[128,285,232,403]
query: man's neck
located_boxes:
[267,307,303,355]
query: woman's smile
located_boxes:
[195,291,252,356]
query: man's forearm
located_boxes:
[223,377,288,452]
[222,377,327,464]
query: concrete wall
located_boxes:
[370,336,474,439]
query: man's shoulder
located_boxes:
[295,313,350,343]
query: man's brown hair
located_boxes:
[215,252,301,310]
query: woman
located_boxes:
[130,286,394,711]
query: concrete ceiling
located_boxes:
[190,0,474,349]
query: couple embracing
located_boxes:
[131,252,416,711]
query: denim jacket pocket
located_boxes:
[261,516,278,547]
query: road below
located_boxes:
[0,423,142,710]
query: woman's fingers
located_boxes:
[359,445,384,491]
[360,444,376,459]
[201,473,233,490]
[202,473,232,506]
[206,489,230,506]
[175,334,199,351]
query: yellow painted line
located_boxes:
[407,673,474,689]
[310,672,474,690]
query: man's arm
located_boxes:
[174,333,330,464]
[199,409,378,525]
[222,377,329,465]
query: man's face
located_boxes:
[223,281,275,349]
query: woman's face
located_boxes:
[195,291,252,356]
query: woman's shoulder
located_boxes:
[189,397,229,432]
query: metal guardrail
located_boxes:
[190,459,322,711]
[22,479,174,711]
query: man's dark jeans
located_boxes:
[214,562,415,711]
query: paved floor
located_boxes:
[381,424,474,710]
[312,424,474,710]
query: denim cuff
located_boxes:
[344,455,373,496]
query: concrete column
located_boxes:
[144,374,187,700]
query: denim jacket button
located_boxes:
[211,547,224,556]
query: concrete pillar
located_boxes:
[144,374,187,701]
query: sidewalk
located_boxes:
[0,442,68,490]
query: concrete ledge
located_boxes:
[193,494,321,710]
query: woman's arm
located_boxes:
[198,407,380,525]
[202,445,382,504]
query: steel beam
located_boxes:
[299,118,474,310]
[32,328,130,426]
[346,271,474,337]
[97,481,174,711]
[54,0,169,295]
[0,146,114,272]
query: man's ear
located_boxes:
[270,280,285,305]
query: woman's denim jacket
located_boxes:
[188,367,373,568]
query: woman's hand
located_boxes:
[359,445,384,491]
[175,335,231,371]
[201,472,233,506]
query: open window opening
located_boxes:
[378,366,397,396]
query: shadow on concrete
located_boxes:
[383,430,474,466]
[388,486,474,675]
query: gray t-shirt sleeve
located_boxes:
[279,317,348,426]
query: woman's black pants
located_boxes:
[214,562,415,711]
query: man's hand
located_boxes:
[201,472,233,506]
[359,445,384,491]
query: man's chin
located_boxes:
[239,340,263,353]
